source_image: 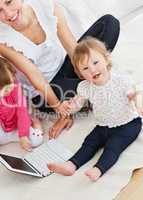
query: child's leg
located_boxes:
[48,126,109,175]
[86,117,142,181]
[0,127,19,145]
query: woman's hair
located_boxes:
[72,36,112,79]
[0,57,16,88]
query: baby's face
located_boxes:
[78,49,110,85]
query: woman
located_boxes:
[0,0,120,138]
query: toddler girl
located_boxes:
[0,57,44,151]
[48,37,143,181]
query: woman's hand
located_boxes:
[48,116,73,139]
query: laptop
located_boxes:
[0,139,73,177]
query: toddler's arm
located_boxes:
[127,84,143,116]
[68,95,86,114]
[134,85,143,116]
[16,85,31,138]
[12,83,32,151]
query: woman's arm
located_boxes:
[54,3,77,59]
[0,44,61,110]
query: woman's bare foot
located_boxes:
[47,161,76,176]
[84,167,102,182]
[48,116,73,139]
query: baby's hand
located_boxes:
[56,96,86,116]
[135,92,143,116]
[127,89,143,117]
[137,107,143,117]
[19,136,32,152]
[68,96,86,113]
[56,100,71,116]
[127,91,136,102]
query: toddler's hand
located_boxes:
[68,96,85,113]
[127,92,136,102]
[137,107,143,117]
[19,136,32,152]
[56,101,71,116]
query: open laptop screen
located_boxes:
[0,154,37,174]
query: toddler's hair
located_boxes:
[0,57,16,88]
[72,36,112,78]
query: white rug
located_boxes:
[0,113,143,200]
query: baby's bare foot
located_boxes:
[47,161,76,176]
[85,167,102,182]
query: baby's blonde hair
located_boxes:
[0,57,16,88]
[72,36,112,79]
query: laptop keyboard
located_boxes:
[24,139,73,176]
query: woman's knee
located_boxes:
[103,14,120,50]
[101,14,120,26]
[101,14,120,38]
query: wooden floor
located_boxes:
[115,168,143,200]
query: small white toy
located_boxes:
[29,127,44,147]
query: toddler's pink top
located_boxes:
[0,82,31,137]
